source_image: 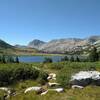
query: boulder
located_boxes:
[72,85,84,89]
[70,71,100,87]
[50,88,64,93]
[0,87,11,98]
[36,88,46,94]
[71,78,92,87]
[48,82,60,87]
[40,90,48,95]
[47,73,56,80]
[24,87,42,93]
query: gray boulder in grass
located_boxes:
[70,71,100,87]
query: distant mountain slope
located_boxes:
[15,44,28,49]
[0,39,38,55]
[38,36,100,53]
[39,38,87,53]
[93,40,100,51]
[0,35,100,55]
[28,39,46,49]
[86,36,100,44]
[0,39,13,49]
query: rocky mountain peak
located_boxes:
[28,39,46,49]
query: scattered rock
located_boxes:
[36,88,46,94]
[0,87,11,94]
[47,73,56,80]
[50,88,64,93]
[72,85,84,89]
[40,90,48,95]
[70,71,100,86]
[0,87,11,98]
[48,82,60,87]
[24,87,42,93]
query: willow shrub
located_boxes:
[0,63,47,86]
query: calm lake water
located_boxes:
[18,56,64,63]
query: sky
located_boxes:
[0,0,100,45]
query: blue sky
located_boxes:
[0,0,100,45]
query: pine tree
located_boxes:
[7,56,14,63]
[0,56,2,62]
[89,46,99,62]
[75,56,80,62]
[61,56,69,61]
[2,55,6,63]
[15,56,19,63]
[70,56,74,62]
[64,56,69,61]
[98,51,100,61]
[43,57,52,63]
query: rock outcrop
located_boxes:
[70,71,100,87]
[29,36,100,53]
[0,39,13,49]
[28,39,46,49]
[40,38,87,53]
[24,87,42,93]
[47,73,56,80]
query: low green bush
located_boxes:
[38,70,48,85]
[0,63,41,86]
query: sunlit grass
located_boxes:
[0,61,100,100]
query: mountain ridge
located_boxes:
[0,35,100,54]
[28,39,46,49]
[32,36,100,53]
[0,39,13,49]
[27,36,100,53]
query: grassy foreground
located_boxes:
[0,61,100,100]
[9,85,100,100]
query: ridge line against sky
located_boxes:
[0,0,100,45]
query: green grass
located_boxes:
[0,61,100,100]
[8,86,100,100]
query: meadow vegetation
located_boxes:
[0,61,100,100]
[0,47,100,100]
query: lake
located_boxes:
[18,56,64,63]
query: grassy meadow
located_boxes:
[0,61,100,100]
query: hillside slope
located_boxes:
[0,39,13,49]
[39,36,100,53]
[0,39,38,55]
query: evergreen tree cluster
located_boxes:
[89,46,99,62]
[61,47,100,62]
[0,55,19,63]
[43,57,53,63]
[61,56,80,62]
